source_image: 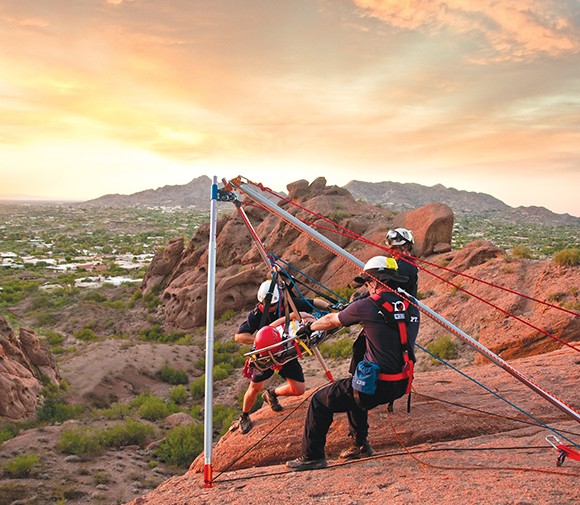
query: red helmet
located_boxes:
[254,326,283,356]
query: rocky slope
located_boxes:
[126,346,580,505]
[0,249,577,505]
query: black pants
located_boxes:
[302,377,407,460]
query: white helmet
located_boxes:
[257,280,280,304]
[386,228,414,247]
[353,255,408,285]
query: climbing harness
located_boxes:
[369,292,415,413]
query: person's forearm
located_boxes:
[311,312,342,331]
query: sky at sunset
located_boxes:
[1,0,579,216]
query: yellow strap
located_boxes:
[295,337,313,356]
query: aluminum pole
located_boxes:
[203,176,218,487]
[232,179,580,424]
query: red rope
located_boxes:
[239,178,579,353]
[245,177,579,315]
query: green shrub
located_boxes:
[190,405,203,421]
[319,338,353,359]
[154,423,204,468]
[213,362,233,381]
[213,405,237,436]
[2,453,40,478]
[73,327,98,341]
[157,364,189,385]
[0,427,16,444]
[128,392,153,409]
[0,279,39,307]
[425,335,458,364]
[37,401,84,423]
[96,402,132,420]
[168,385,189,405]
[92,469,111,485]
[83,291,107,303]
[58,420,154,456]
[190,376,205,400]
[217,308,235,323]
[99,419,154,448]
[138,395,169,421]
[44,330,65,346]
[58,427,102,456]
[553,248,579,267]
[139,325,185,343]
[511,245,533,259]
[195,341,250,370]
[36,382,84,423]
[142,292,161,309]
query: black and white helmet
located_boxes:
[386,228,414,247]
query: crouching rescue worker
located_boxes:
[234,279,332,434]
[286,256,414,470]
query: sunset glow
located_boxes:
[1,0,579,215]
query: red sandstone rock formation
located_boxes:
[141,178,456,332]
[0,317,60,421]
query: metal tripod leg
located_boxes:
[313,347,334,382]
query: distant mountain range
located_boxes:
[83,175,579,226]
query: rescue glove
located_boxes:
[296,321,313,338]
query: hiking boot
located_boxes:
[339,440,374,460]
[239,414,253,435]
[286,457,328,471]
[262,388,283,412]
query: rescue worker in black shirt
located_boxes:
[350,227,420,373]
[234,279,332,434]
[286,256,411,471]
[385,228,420,348]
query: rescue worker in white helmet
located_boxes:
[234,279,332,434]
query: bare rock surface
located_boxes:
[125,347,580,505]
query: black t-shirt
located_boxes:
[338,292,405,374]
[238,297,316,335]
[396,257,418,298]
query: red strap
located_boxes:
[558,444,580,461]
[378,371,408,381]
[397,319,413,394]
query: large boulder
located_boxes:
[0,317,60,421]
[392,202,454,257]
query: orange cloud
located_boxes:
[352,0,579,61]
